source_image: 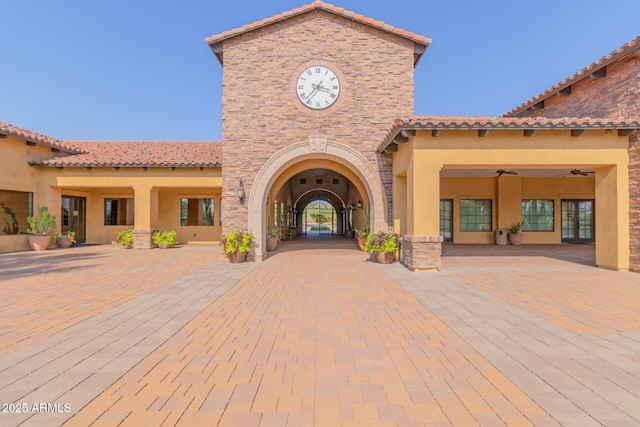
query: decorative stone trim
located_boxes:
[133,229,159,250]
[401,235,443,272]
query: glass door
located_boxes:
[61,196,86,243]
[440,199,453,242]
[561,199,594,243]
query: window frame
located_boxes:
[522,199,555,232]
[104,198,134,226]
[180,198,215,226]
[459,199,493,232]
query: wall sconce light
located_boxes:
[236,180,245,201]
[348,203,355,210]
[357,200,362,209]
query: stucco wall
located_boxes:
[220,10,415,234]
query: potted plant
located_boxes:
[54,230,76,248]
[365,231,400,264]
[266,227,280,252]
[26,206,57,251]
[153,230,177,249]
[117,229,134,248]
[223,231,255,263]
[508,221,523,245]
[355,204,371,251]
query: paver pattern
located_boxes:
[0,239,639,427]
[67,246,553,426]
[0,245,221,356]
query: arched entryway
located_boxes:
[247,138,387,261]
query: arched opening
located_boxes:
[303,200,336,235]
[247,139,388,261]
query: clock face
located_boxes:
[296,65,341,110]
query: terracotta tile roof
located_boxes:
[29,141,222,168]
[379,115,640,152]
[205,1,431,64]
[504,36,640,117]
[0,121,83,154]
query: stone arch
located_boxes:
[247,138,388,260]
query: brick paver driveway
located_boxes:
[1,239,639,426]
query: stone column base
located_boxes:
[401,235,443,271]
[133,229,159,249]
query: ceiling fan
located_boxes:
[570,169,594,176]
[557,169,595,176]
[495,169,518,177]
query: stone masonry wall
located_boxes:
[220,10,415,234]
[514,53,639,119]
[629,132,640,271]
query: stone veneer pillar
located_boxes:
[401,235,444,271]
[629,132,640,271]
[133,229,159,250]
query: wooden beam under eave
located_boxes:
[400,129,416,138]
[571,129,587,137]
[26,141,36,146]
[112,166,120,171]
[0,134,6,138]
[478,129,490,137]
[384,144,398,153]
[524,129,537,137]
[432,130,441,137]
[619,129,638,137]
[83,166,92,171]
[393,134,409,144]
[559,86,572,96]
[591,66,606,79]
[531,100,545,110]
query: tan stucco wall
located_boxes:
[0,153,223,252]
[0,137,62,251]
[396,129,630,270]
[440,176,595,244]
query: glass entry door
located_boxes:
[440,199,453,242]
[61,196,86,243]
[561,199,594,243]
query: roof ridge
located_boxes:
[205,2,430,53]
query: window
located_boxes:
[316,178,323,184]
[300,178,306,184]
[104,198,134,225]
[460,199,492,232]
[332,178,339,184]
[0,189,33,235]
[181,198,214,226]
[522,199,554,231]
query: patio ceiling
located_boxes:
[440,168,596,178]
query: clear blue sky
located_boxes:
[1,0,638,141]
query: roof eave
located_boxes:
[378,121,640,153]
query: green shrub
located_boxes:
[117,229,134,247]
[153,230,177,245]
[223,231,254,254]
[364,232,400,254]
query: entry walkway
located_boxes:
[0,241,638,426]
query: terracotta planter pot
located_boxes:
[266,237,279,252]
[508,233,523,245]
[27,235,52,251]
[372,251,395,264]
[56,235,73,248]
[157,243,172,249]
[227,250,248,263]
[357,237,367,251]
